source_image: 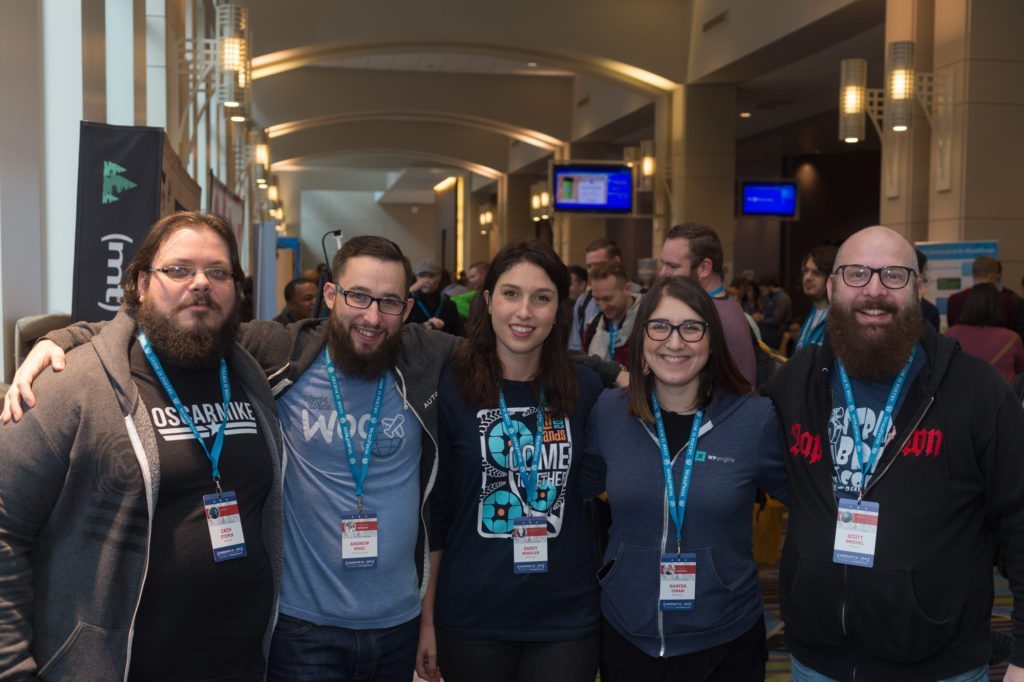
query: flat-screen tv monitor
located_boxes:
[552,162,634,214]
[740,180,798,218]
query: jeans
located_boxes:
[435,630,600,682]
[790,656,988,682]
[268,613,419,682]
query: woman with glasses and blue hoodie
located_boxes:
[586,276,788,682]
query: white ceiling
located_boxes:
[316,52,574,77]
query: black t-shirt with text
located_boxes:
[128,340,273,682]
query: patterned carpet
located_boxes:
[759,539,1014,680]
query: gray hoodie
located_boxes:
[0,310,284,681]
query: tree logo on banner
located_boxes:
[102,161,138,204]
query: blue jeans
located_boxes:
[268,613,419,682]
[790,656,988,682]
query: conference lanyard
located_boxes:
[324,347,387,512]
[607,318,619,359]
[498,388,546,513]
[836,345,917,498]
[138,331,230,491]
[796,307,827,350]
[706,286,725,299]
[415,294,443,320]
[651,391,704,555]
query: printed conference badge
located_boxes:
[341,511,379,569]
[203,491,247,562]
[512,516,548,574]
[833,498,880,568]
[659,553,696,611]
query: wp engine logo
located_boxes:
[97,234,133,312]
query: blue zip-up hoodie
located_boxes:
[585,386,788,658]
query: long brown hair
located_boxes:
[454,241,578,417]
[627,276,751,422]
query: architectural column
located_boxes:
[880,0,933,243]
[930,0,1024,286]
[668,84,737,259]
[0,0,46,381]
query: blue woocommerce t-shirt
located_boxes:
[277,351,422,628]
[828,343,925,499]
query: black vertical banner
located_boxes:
[72,121,164,322]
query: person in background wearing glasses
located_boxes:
[794,245,838,352]
[585,276,787,682]
[762,225,1024,682]
[0,211,285,680]
[6,235,462,682]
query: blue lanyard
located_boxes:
[415,293,443,320]
[497,388,546,513]
[651,391,704,555]
[796,307,828,350]
[138,331,231,490]
[836,345,917,498]
[324,347,387,511]
[607,318,618,359]
[707,285,725,299]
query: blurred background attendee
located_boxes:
[947,256,1024,339]
[915,249,941,330]
[568,265,589,305]
[408,259,464,335]
[755,276,791,350]
[450,261,489,320]
[946,283,1024,382]
[273,277,318,325]
[794,245,837,351]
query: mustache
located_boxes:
[851,296,898,314]
[173,294,220,313]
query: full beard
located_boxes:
[327,314,401,380]
[136,293,240,369]
[828,296,922,380]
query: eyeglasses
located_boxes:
[642,319,709,342]
[834,264,917,289]
[148,266,234,283]
[335,286,407,315]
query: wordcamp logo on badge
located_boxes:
[102,161,137,204]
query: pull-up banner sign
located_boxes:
[72,121,164,322]
[72,122,200,322]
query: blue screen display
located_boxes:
[552,165,633,213]
[742,182,798,217]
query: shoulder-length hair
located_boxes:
[960,283,1003,327]
[454,240,578,417]
[122,211,245,312]
[627,276,751,422]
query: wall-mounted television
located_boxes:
[740,180,799,218]
[552,162,634,215]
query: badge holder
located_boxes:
[833,498,880,568]
[204,491,247,562]
[659,553,696,611]
[512,515,548,574]
[341,510,379,569]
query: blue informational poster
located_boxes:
[914,240,998,329]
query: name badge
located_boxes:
[512,516,548,574]
[659,553,696,611]
[203,491,247,562]
[833,498,880,568]
[341,511,379,569]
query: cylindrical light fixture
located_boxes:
[839,59,867,143]
[887,41,915,132]
[267,184,279,203]
[639,139,655,192]
[255,142,269,170]
[217,4,249,109]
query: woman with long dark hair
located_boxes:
[424,241,603,682]
[587,276,788,682]
[946,283,1024,382]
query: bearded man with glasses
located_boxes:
[763,225,1024,682]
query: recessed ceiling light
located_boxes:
[527,61,538,68]
[739,112,752,119]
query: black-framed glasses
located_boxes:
[148,266,234,283]
[335,286,407,315]
[642,319,709,342]
[834,264,917,289]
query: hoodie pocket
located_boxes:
[782,555,845,649]
[598,542,662,639]
[38,622,129,681]
[845,568,954,662]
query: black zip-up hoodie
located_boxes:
[763,324,1024,681]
